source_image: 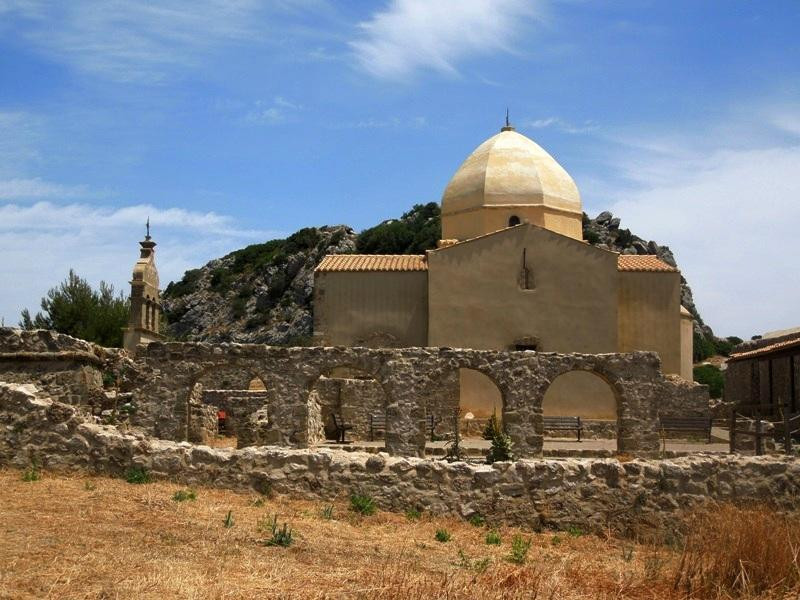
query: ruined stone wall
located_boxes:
[131,343,684,457]
[0,330,712,459]
[655,375,710,419]
[2,382,798,534]
[0,328,113,408]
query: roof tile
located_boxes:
[617,255,677,272]
[316,254,427,273]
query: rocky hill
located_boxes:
[163,204,719,351]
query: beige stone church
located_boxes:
[313,122,694,420]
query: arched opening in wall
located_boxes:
[427,368,503,455]
[542,370,618,443]
[186,366,268,449]
[508,215,521,227]
[310,366,388,447]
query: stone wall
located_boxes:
[0,328,114,408]
[129,343,696,457]
[0,330,712,459]
[2,382,798,535]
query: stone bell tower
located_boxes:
[123,219,164,351]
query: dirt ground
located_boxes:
[0,468,795,599]
[0,468,692,600]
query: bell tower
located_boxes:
[123,218,164,351]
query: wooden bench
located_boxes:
[370,413,438,441]
[542,416,583,441]
[659,416,712,443]
[331,413,353,444]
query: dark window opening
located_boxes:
[508,215,521,227]
[515,343,538,351]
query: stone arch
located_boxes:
[419,354,511,450]
[184,362,269,446]
[541,363,628,450]
[303,361,393,445]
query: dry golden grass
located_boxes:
[674,504,800,598]
[0,468,796,600]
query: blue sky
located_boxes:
[1,0,798,338]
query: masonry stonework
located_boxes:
[0,382,796,535]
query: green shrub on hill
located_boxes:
[694,364,724,399]
[356,203,440,255]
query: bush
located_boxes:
[261,514,294,547]
[356,203,441,255]
[508,535,531,564]
[124,467,151,484]
[485,531,501,545]
[321,505,334,520]
[584,229,601,245]
[435,529,451,543]
[21,465,41,482]
[482,410,499,441]
[350,493,376,516]
[172,489,196,502]
[468,514,485,527]
[486,429,514,464]
[693,331,716,362]
[405,508,421,521]
[164,269,202,298]
[693,364,724,399]
[674,504,800,597]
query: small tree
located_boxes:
[482,409,499,441]
[486,427,514,464]
[20,270,129,347]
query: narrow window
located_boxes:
[508,215,521,227]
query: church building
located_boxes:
[313,122,694,419]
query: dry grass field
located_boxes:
[0,468,798,600]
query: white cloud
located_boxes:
[607,124,800,338]
[351,0,542,80]
[0,111,43,177]
[244,96,301,125]
[0,1,288,82]
[524,116,597,134]
[0,178,96,200]
[0,201,280,325]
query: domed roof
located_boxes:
[441,127,581,217]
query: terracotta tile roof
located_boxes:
[316,254,427,273]
[617,255,678,272]
[728,337,800,362]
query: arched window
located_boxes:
[508,215,521,227]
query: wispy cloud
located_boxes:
[350,0,543,80]
[244,96,302,126]
[605,108,800,337]
[0,200,280,324]
[328,115,427,130]
[0,178,98,201]
[524,116,597,134]
[0,1,311,83]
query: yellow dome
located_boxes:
[440,127,583,241]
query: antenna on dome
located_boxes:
[501,108,515,132]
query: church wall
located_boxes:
[427,225,618,352]
[313,271,428,347]
[442,206,581,241]
[618,271,682,375]
[542,370,617,420]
